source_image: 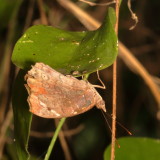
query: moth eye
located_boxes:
[41,73,49,80]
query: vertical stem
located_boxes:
[55,119,72,160]
[111,0,120,160]
[44,118,66,160]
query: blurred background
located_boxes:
[0,0,160,160]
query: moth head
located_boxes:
[96,99,106,112]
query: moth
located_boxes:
[25,63,106,118]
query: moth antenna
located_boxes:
[92,70,106,89]
[101,110,120,148]
[101,110,112,133]
[103,110,132,135]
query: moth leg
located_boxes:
[92,70,106,89]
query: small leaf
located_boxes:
[12,7,117,75]
[12,70,32,160]
[104,137,160,160]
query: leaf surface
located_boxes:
[104,137,160,160]
[12,70,32,160]
[12,8,117,75]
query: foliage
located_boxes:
[104,137,160,160]
[11,8,117,159]
[12,8,117,76]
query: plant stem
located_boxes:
[44,118,66,160]
[111,0,120,160]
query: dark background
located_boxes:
[0,0,160,160]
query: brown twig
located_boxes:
[79,0,116,6]
[57,0,160,109]
[111,61,117,160]
[23,0,35,32]
[0,107,13,159]
[57,0,100,30]
[111,0,120,159]
[37,0,48,25]
[0,18,14,125]
[29,124,84,138]
[0,0,22,125]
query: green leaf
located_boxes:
[12,7,117,75]
[12,70,32,160]
[104,137,160,160]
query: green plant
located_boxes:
[11,8,117,159]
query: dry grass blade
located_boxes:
[23,0,35,31]
[0,106,13,159]
[30,124,84,138]
[79,0,116,6]
[37,0,48,25]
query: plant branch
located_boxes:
[111,0,120,159]
[23,0,35,31]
